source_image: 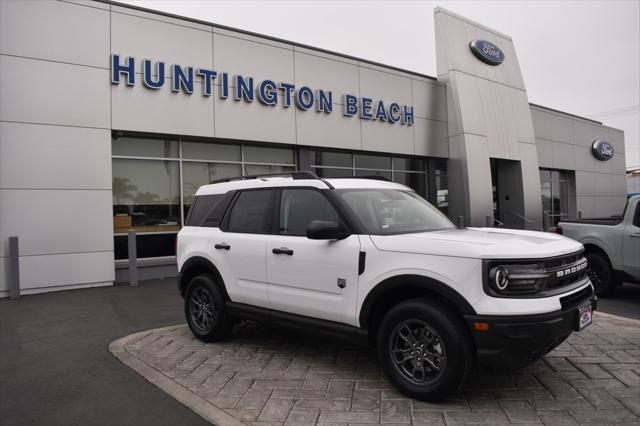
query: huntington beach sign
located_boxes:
[110,55,415,126]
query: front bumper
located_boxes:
[464,287,596,371]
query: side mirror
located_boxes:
[306,220,346,240]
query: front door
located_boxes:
[266,188,361,326]
[622,201,640,278]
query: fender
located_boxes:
[178,256,229,300]
[580,237,615,265]
[358,274,476,329]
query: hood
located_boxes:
[369,227,583,259]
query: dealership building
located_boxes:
[0,0,627,296]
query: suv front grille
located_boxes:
[560,285,593,310]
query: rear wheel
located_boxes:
[377,298,474,401]
[185,274,232,342]
[586,252,615,297]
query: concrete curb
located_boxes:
[109,326,246,426]
[594,310,640,325]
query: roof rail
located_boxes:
[210,171,319,184]
[330,175,392,182]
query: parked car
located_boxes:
[176,172,595,401]
[557,195,640,297]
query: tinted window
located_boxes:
[186,194,223,226]
[280,189,340,236]
[227,190,274,233]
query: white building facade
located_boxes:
[0,0,627,296]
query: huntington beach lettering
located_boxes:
[110,55,414,125]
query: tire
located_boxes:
[586,252,615,297]
[377,298,474,402]
[184,274,233,342]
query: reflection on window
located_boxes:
[280,189,340,236]
[112,159,180,234]
[540,168,571,226]
[182,162,241,218]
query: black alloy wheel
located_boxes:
[184,274,233,342]
[389,320,446,385]
[585,252,615,297]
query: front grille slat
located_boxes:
[560,285,593,310]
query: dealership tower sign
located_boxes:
[110,55,414,125]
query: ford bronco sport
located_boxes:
[177,172,596,401]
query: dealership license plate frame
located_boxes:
[577,303,593,331]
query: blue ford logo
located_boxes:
[592,140,614,161]
[469,40,505,65]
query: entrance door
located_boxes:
[266,188,361,326]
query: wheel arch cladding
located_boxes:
[583,243,613,267]
[359,275,476,337]
[179,257,230,301]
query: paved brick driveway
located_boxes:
[110,313,640,425]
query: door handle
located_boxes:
[630,234,640,238]
[272,247,294,255]
[214,243,231,250]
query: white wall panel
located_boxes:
[296,107,361,150]
[552,141,575,170]
[0,189,113,257]
[414,118,448,157]
[214,33,293,85]
[550,114,573,144]
[411,79,447,122]
[575,171,597,197]
[0,0,110,68]
[0,56,110,128]
[535,139,554,168]
[361,120,414,155]
[358,66,413,108]
[531,108,552,141]
[19,251,114,291]
[111,83,214,137]
[214,97,296,144]
[0,257,8,296]
[0,123,111,190]
[294,50,359,100]
[111,10,212,72]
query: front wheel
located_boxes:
[585,252,616,297]
[184,274,232,342]
[377,299,474,401]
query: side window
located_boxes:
[633,203,640,228]
[186,194,222,226]
[279,189,340,236]
[227,190,274,233]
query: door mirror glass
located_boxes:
[307,220,343,240]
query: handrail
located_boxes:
[504,211,534,223]
[494,218,504,227]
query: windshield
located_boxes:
[337,189,454,235]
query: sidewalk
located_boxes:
[111,313,640,425]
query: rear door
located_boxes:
[211,189,275,308]
[266,188,361,326]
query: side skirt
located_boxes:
[226,302,369,345]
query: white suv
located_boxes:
[176,172,596,401]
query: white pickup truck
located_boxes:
[558,195,640,296]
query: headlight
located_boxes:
[488,264,547,295]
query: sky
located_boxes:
[119,0,640,170]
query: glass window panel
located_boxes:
[182,162,241,218]
[539,169,551,180]
[243,145,295,164]
[540,180,552,213]
[393,172,427,196]
[112,158,180,233]
[354,154,391,170]
[393,157,425,172]
[551,170,560,181]
[182,141,241,162]
[279,189,340,236]
[313,167,353,178]
[112,136,178,158]
[114,233,177,260]
[310,150,352,167]
[355,169,392,180]
[227,190,274,234]
[244,164,295,175]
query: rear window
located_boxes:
[186,194,223,226]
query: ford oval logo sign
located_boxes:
[592,140,614,161]
[469,40,505,65]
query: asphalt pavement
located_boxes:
[598,282,640,320]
